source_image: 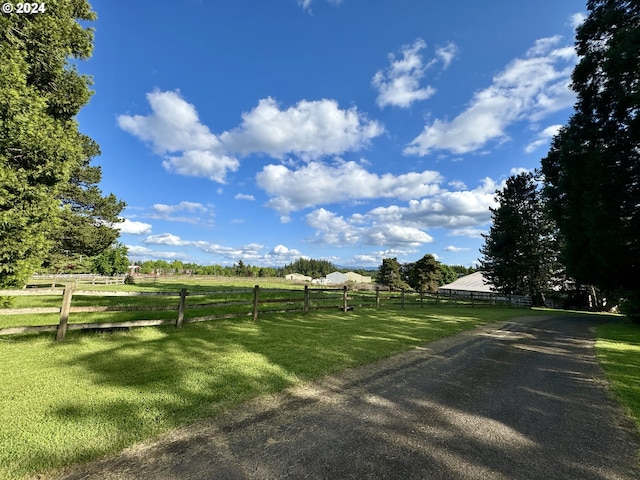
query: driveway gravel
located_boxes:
[55,315,640,480]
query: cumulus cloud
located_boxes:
[220,97,383,160]
[151,201,214,224]
[257,160,442,215]
[305,208,433,248]
[119,92,383,182]
[444,245,470,252]
[569,12,586,30]
[373,38,440,108]
[367,177,501,229]
[525,124,562,153]
[117,219,152,235]
[448,228,486,239]
[140,232,304,265]
[153,201,207,215]
[404,36,576,156]
[302,176,501,249]
[118,91,238,183]
[435,42,458,69]
[126,245,189,260]
[235,193,255,201]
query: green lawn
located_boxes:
[1,305,548,480]
[595,318,640,432]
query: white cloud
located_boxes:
[140,232,306,266]
[220,97,383,160]
[448,180,467,190]
[373,38,439,109]
[569,12,586,30]
[235,193,255,201]
[525,124,562,153]
[126,245,189,260]
[448,228,486,239]
[404,36,576,156]
[257,160,442,215]
[150,201,214,224]
[298,0,343,13]
[118,90,239,183]
[117,219,152,235]
[367,177,501,229]
[153,201,207,215]
[444,245,470,252]
[509,167,531,176]
[305,208,433,248]
[144,233,188,246]
[435,42,458,69]
[120,92,383,182]
[296,176,502,249]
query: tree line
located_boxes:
[480,0,639,320]
[377,255,475,292]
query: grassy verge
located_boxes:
[595,319,640,433]
[1,305,548,479]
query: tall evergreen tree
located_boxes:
[0,1,121,287]
[406,254,442,293]
[377,257,409,291]
[45,137,126,271]
[480,172,556,304]
[541,0,639,317]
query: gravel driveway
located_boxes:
[55,315,640,480]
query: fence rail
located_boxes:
[29,274,126,286]
[0,285,530,341]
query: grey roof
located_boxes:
[438,271,494,293]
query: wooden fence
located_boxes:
[0,285,531,341]
[29,274,126,287]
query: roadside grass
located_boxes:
[0,305,549,480]
[595,319,640,433]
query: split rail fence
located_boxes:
[0,285,530,341]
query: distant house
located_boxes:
[285,273,312,282]
[312,277,331,285]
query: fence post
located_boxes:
[342,285,348,312]
[176,288,187,328]
[56,284,74,342]
[253,285,260,321]
[471,291,474,308]
[376,286,380,308]
[304,285,310,314]
[401,290,405,309]
[420,292,424,308]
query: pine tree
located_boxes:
[480,172,556,304]
[377,258,409,291]
[406,254,442,293]
[541,0,639,317]
[0,1,122,287]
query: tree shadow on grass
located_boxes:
[15,308,578,477]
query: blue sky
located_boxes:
[77,0,586,269]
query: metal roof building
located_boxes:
[438,271,494,294]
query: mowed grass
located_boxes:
[595,319,640,432]
[0,304,549,479]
